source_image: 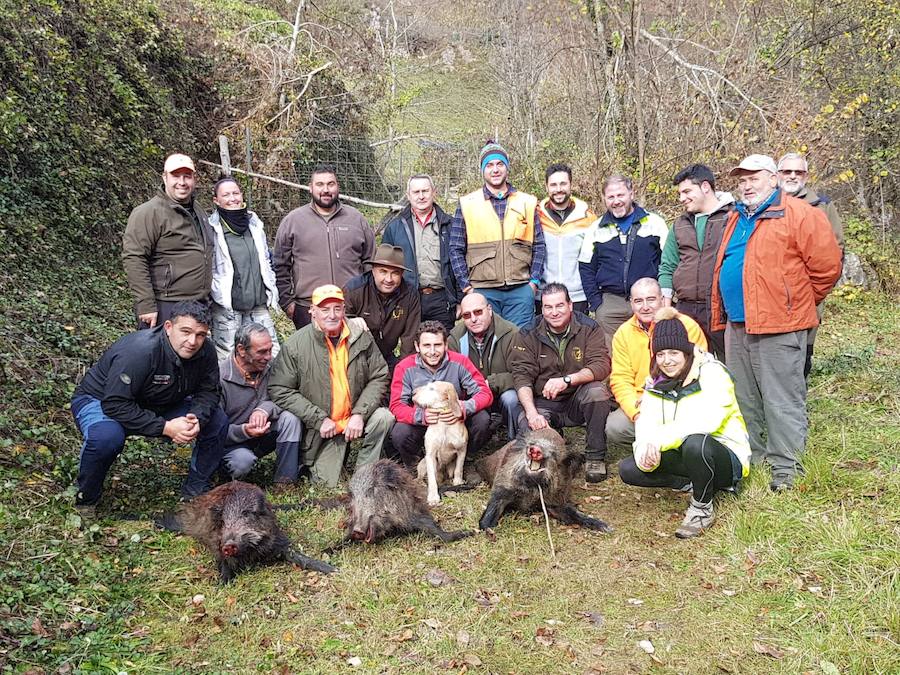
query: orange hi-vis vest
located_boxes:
[325,323,352,432]
[459,189,538,288]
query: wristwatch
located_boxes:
[563,375,572,386]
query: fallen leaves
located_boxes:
[577,611,605,628]
[752,641,785,659]
[424,568,454,587]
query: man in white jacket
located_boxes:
[208,177,280,360]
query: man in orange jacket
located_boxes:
[711,154,842,491]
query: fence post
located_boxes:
[244,128,252,206]
[218,135,232,176]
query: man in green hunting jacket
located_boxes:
[268,285,394,486]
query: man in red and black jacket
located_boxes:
[389,320,494,471]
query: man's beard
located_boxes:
[313,193,336,210]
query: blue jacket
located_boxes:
[577,205,669,310]
[381,204,461,303]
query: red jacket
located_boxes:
[711,191,842,334]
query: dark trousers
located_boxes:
[420,288,455,330]
[618,433,742,503]
[389,410,492,470]
[71,394,228,504]
[517,381,610,459]
[674,299,725,361]
[290,303,313,330]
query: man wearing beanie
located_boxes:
[608,278,706,448]
[619,306,750,538]
[578,173,669,348]
[449,140,546,328]
[711,154,841,491]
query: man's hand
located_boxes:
[526,411,549,431]
[541,377,568,400]
[319,417,338,439]
[661,296,673,308]
[347,317,370,332]
[164,416,200,444]
[286,302,295,319]
[344,414,365,441]
[454,304,462,320]
[244,409,271,438]
[636,442,661,471]
[529,281,539,295]
[139,311,158,328]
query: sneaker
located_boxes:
[675,499,715,538]
[585,459,608,483]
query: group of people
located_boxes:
[72,142,843,539]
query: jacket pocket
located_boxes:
[507,240,534,281]
[782,277,793,314]
[151,263,172,295]
[466,242,499,284]
[508,207,531,240]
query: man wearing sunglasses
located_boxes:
[777,153,845,377]
[448,293,521,440]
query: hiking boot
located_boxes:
[675,498,715,538]
[585,459,608,483]
[770,471,796,492]
[74,502,98,523]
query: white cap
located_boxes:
[163,153,196,173]
[728,154,777,176]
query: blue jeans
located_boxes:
[71,394,228,504]
[479,283,536,328]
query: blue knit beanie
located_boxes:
[479,140,509,172]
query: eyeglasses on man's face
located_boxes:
[462,307,487,320]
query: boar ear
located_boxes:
[562,452,584,472]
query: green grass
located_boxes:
[2,281,898,673]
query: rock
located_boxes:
[836,251,873,289]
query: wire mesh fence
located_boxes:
[234,133,481,228]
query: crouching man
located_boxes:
[71,301,227,516]
[512,283,612,482]
[269,285,393,486]
[219,323,302,489]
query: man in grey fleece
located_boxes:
[219,323,302,489]
[273,163,376,329]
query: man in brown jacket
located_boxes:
[712,154,842,491]
[511,282,612,482]
[122,153,214,328]
[273,164,376,329]
[658,164,733,359]
[343,245,421,372]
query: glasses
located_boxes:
[779,169,807,176]
[462,307,487,320]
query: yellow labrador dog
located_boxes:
[412,381,468,505]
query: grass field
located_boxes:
[2,282,897,674]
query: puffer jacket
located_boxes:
[209,210,279,310]
[711,191,842,334]
[538,197,596,302]
[609,312,707,421]
[268,321,388,442]
[634,349,750,476]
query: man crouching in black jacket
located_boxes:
[71,301,227,516]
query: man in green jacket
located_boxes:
[268,285,394,486]
[448,293,520,440]
[123,153,214,328]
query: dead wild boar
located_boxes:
[476,428,612,532]
[159,481,336,583]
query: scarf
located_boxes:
[216,205,251,235]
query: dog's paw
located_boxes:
[427,497,442,507]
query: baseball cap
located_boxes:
[163,153,196,174]
[729,154,777,176]
[311,284,345,306]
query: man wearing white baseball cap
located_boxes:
[710,154,842,491]
[123,153,214,328]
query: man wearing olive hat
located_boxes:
[269,284,393,486]
[123,153,215,328]
[343,244,422,371]
[449,140,546,328]
[711,153,841,492]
